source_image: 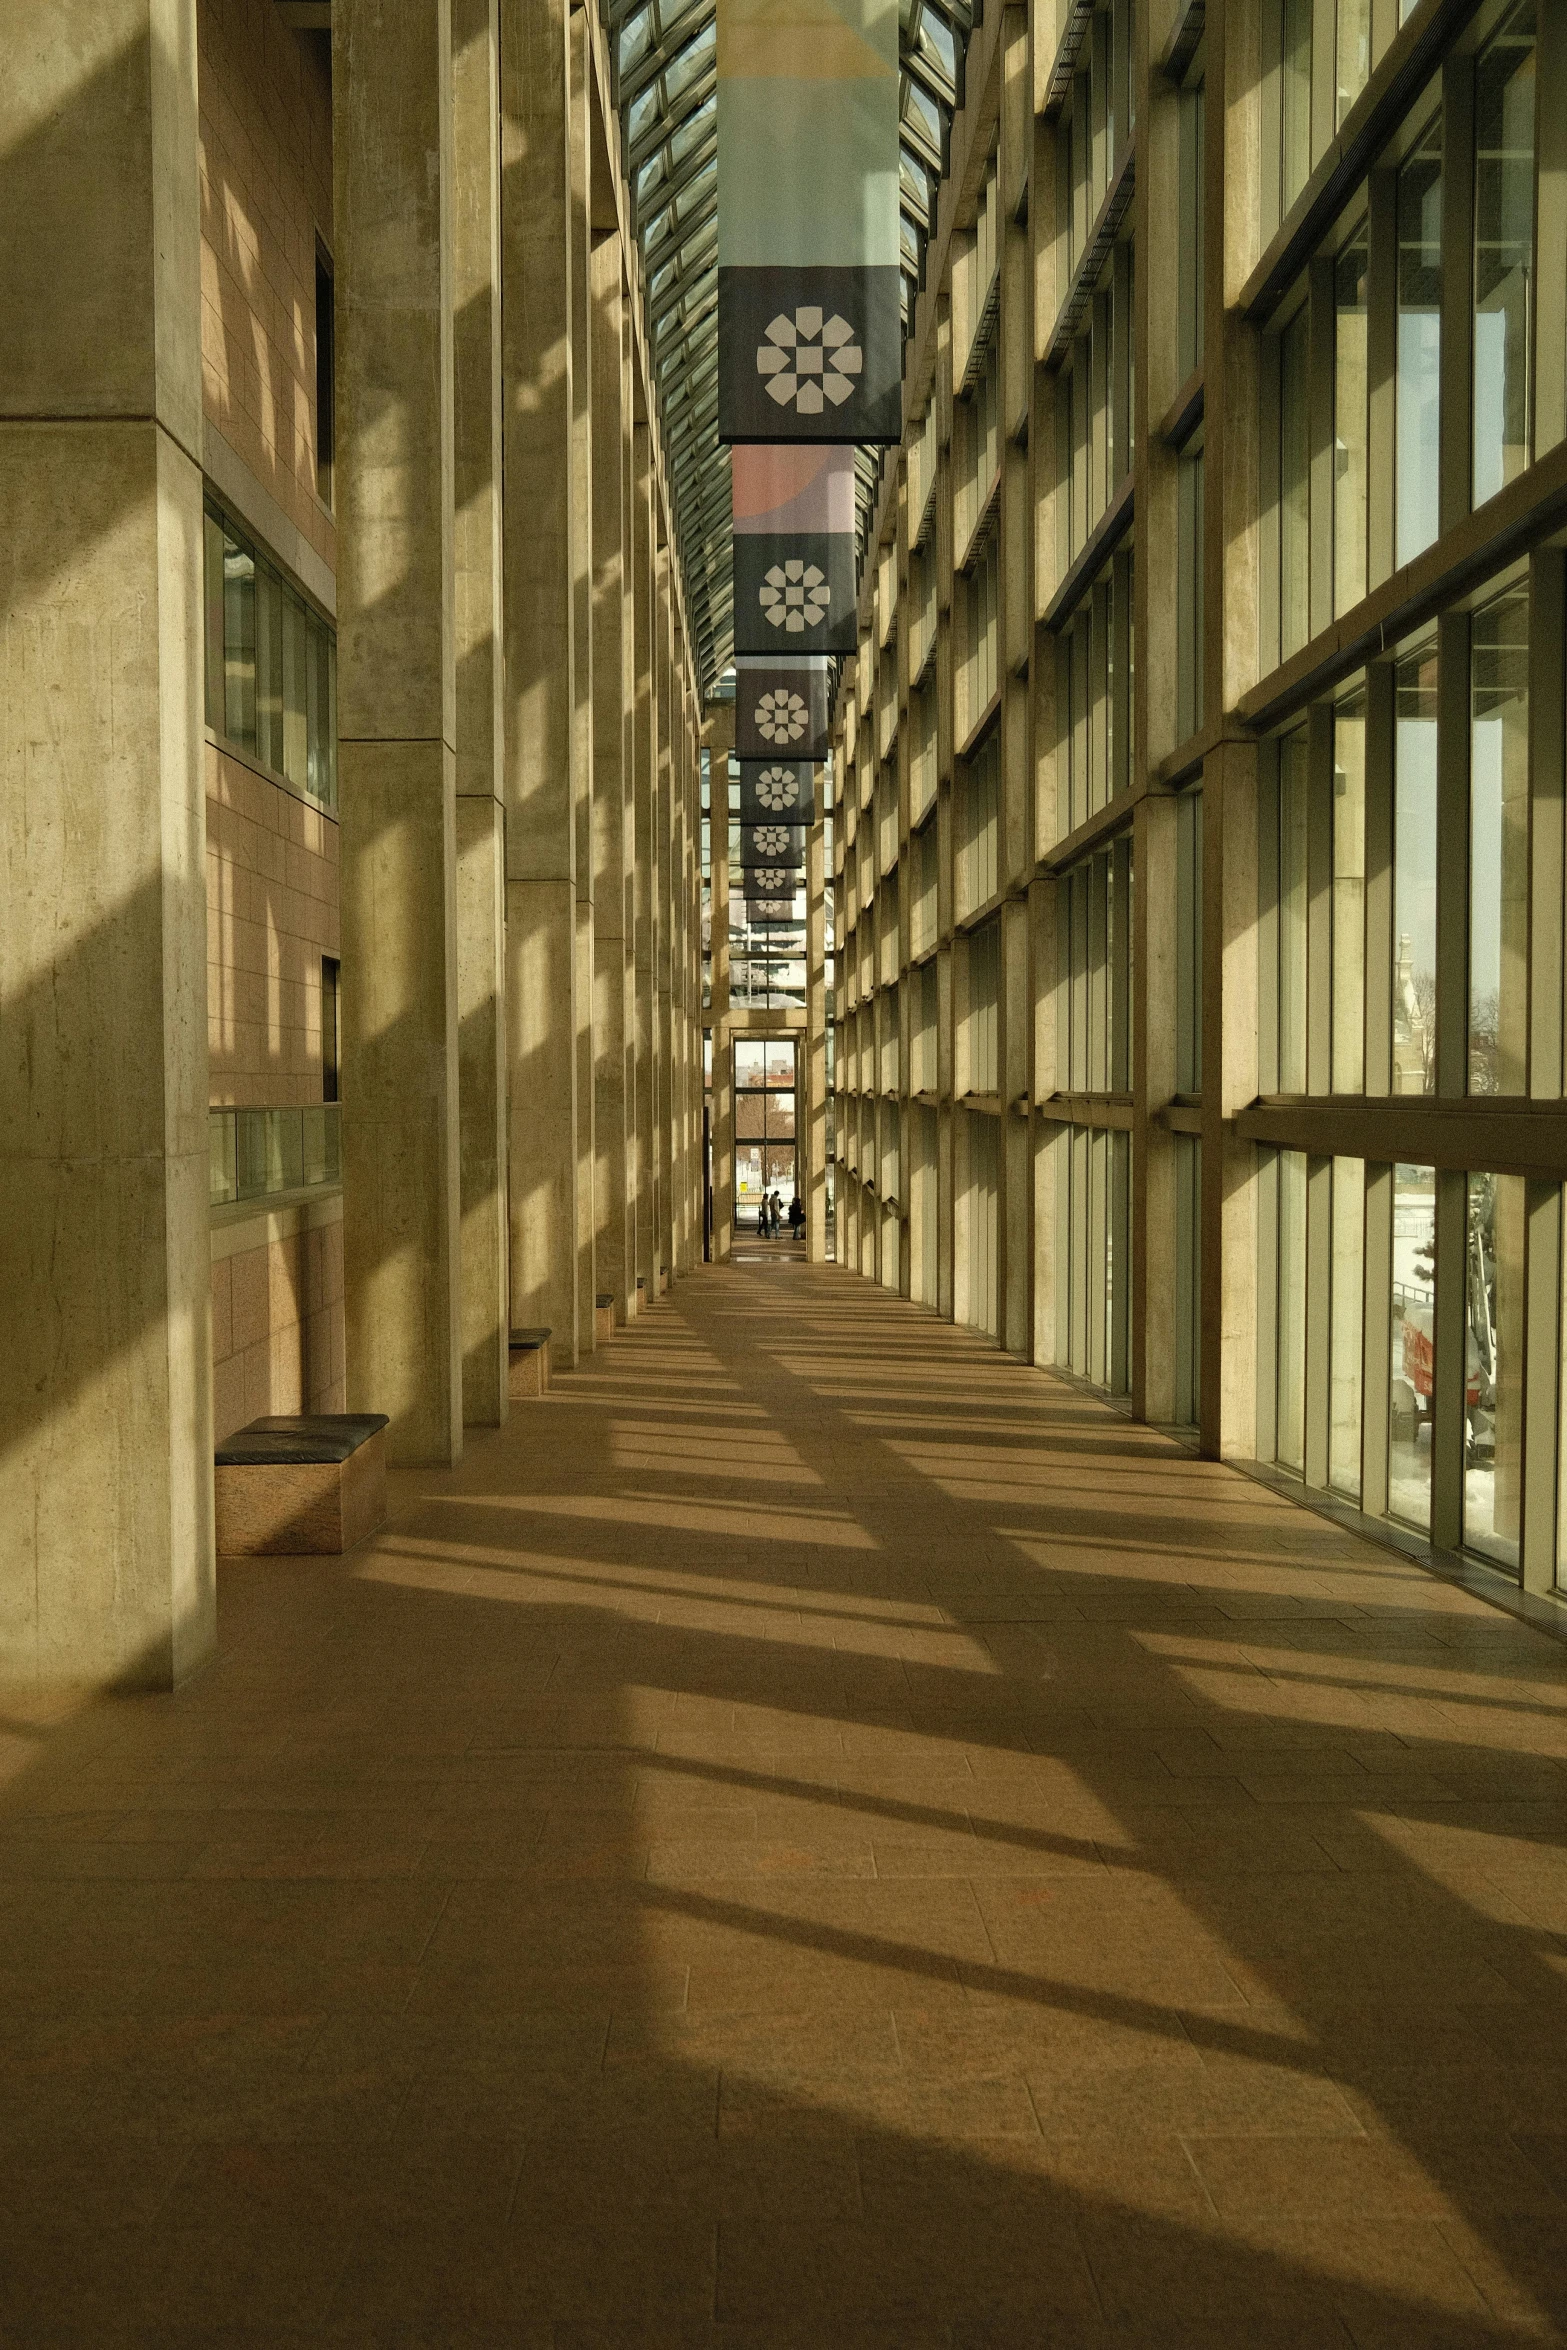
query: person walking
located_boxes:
[788,1194,804,1239]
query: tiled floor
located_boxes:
[4,1258,1567,2347]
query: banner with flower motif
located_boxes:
[735,762,817,825]
[734,822,807,870]
[731,445,857,655]
[733,657,830,763]
[716,0,902,445]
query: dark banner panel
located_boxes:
[733,658,830,762]
[735,761,817,824]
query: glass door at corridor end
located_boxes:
[734,1038,797,1231]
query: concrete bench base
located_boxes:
[509,1327,551,1398]
[215,1415,388,1556]
[594,1292,616,1345]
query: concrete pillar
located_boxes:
[500,0,578,1360]
[0,0,213,1688]
[655,545,675,1289]
[569,5,597,1356]
[630,424,656,1310]
[591,230,633,1322]
[335,0,462,1468]
[453,0,509,1427]
[807,800,829,1260]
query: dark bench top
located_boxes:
[216,1413,390,1467]
[509,1326,552,1349]
[596,1293,613,1310]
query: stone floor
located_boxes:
[4,1257,1567,2348]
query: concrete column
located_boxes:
[591,230,633,1323]
[335,0,462,1468]
[453,0,509,1427]
[806,806,829,1261]
[500,0,578,1361]
[655,545,676,1289]
[631,428,657,1308]
[569,5,597,1356]
[0,0,213,1689]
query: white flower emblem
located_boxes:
[756,307,863,413]
[751,898,793,920]
[754,825,793,856]
[751,867,794,891]
[753,691,808,747]
[754,765,801,811]
[760,559,831,633]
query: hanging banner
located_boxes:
[732,446,857,655]
[733,656,830,763]
[742,896,804,925]
[717,0,903,445]
[735,822,807,870]
[735,761,817,824]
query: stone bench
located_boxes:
[509,1326,551,1398]
[215,1413,389,1557]
[595,1291,615,1344]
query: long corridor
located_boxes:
[3,1259,1566,2347]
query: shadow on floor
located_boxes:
[0,1261,1564,2346]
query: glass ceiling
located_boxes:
[604,0,977,694]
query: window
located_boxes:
[1057,549,1134,834]
[1177,444,1205,743]
[957,733,1000,917]
[1397,114,1443,565]
[1465,1170,1525,1568]
[1175,788,1203,1095]
[1178,76,1206,383]
[965,918,1000,1096]
[1468,578,1530,1095]
[1278,304,1311,660]
[734,1039,798,1227]
[1389,1162,1436,1529]
[1059,838,1132,1095]
[203,500,338,812]
[321,957,341,1104]
[1275,724,1309,1094]
[1334,217,1369,615]
[1332,686,1366,1092]
[1393,634,1438,1095]
[315,245,335,507]
[1472,2,1536,507]
[1174,1134,1202,1427]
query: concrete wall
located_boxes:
[198,0,335,573]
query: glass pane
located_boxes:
[1276,1149,1308,1474]
[1278,726,1309,1093]
[1397,115,1443,565]
[223,529,256,751]
[735,1143,764,1223]
[1393,637,1438,1094]
[1174,1133,1202,1427]
[734,1039,766,1088]
[1337,0,1372,124]
[204,510,225,733]
[1390,1162,1436,1529]
[1330,1156,1364,1498]
[1334,219,1369,615]
[1473,2,1536,506]
[1332,687,1366,1092]
[1469,580,1530,1095]
[764,1042,795,1086]
[1280,0,1313,219]
[256,563,282,775]
[1176,789,1204,1095]
[1465,1171,1524,1571]
[1280,307,1311,659]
